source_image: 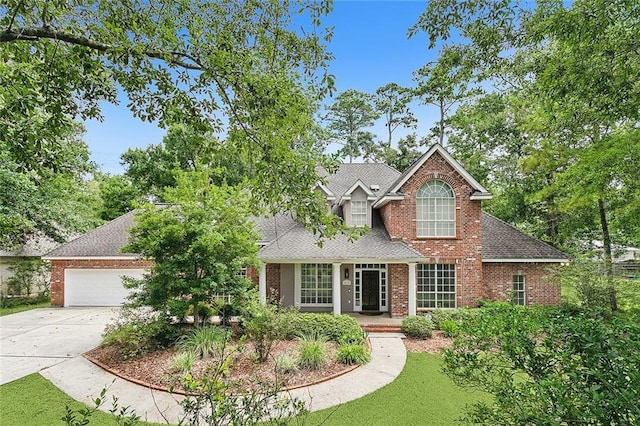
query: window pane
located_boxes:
[417,264,456,309]
[301,263,333,305]
[416,180,455,237]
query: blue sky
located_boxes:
[85,1,440,174]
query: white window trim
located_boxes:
[350,200,368,228]
[297,263,333,307]
[416,180,456,238]
[416,263,457,309]
[512,275,526,306]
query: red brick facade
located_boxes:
[381,152,486,308]
[483,263,561,306]
[50,259,153,306]
[260,151,561,315]
[266,264,281,302]
[389,264,408,317]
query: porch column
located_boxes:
[258,263,267,303]
[332,262,341,315]
[408,262,417,316]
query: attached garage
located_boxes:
[64,269,146,307]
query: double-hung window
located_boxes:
[417,264,456,309]
[301,263,333,305]
[351,201,367,227]
[416,180,455,237]
[512,275,525,306]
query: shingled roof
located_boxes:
[320,163,400,203]
[481,213,569,262]
[43,210,139,259]
[258,223,424,262]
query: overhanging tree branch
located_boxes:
[0,27,204,71]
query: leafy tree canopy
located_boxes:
[1,0,352,243]
[123,172,259,325]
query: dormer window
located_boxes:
[351,201,367,228]
[416,180,455,237]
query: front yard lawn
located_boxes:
[0,374,160,425]
[1,353,486,425]
[303,352,490,425]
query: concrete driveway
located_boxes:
[0,307,119,385]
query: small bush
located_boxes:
[177,326,229,359]
[242,300,282,362]
[401,315,434,339]
[430,308,476,329]
[172,351,197,373]
[276,312,365,344]
[337,343,370,365]
[297,332,328,370]
[274,353,299,374]
[440,319,461,338]
[102,309,176,360]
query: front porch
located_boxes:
[346,312,403,333]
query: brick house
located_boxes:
[44,144,568,314]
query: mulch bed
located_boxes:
[402,331,454,353]
[85,332,454,394]
[85,339,355,394]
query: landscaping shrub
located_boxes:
[429,308,476,330]
[337,343,371,365]
[443,304,640,425]
[177,326,230,359]
[274,353,299,374]
[172,351,197,373]
[297,332,328,370]
[440,319,461,338]
[401,316,434,339]
[276,312,365,344]
[102,309,177,360]
[241,300,282,362]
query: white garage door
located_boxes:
[64,269,146,307]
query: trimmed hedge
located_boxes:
[401,315,434,339]
[276,312,365,345]
[429,308,476,330]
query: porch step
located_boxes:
[360,324,403,333]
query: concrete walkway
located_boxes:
[40,334,407,425]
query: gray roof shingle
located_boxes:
[320,163,400,203]
[482,213,569,261]
[43,211,138,258]
[258,223,425,261]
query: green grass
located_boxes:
[1,355,487,425]
[303,353,490,425]
[0,301,50,316]
[0,374,161,425]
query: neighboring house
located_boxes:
[1,236,57,296]
[45,144,569,314]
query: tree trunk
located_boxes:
[598,197,617,311]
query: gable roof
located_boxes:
[43,211,139,259]
[338,179,378,205]
[374,144,492,208]
[320,163,400,205]
[481,213,569,262]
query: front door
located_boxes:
[361,270,379,311]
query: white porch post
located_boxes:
[332,263,341,315]
[408,262,417,316]
[258,263,267,303]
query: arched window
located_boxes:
[416,180,455,237]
